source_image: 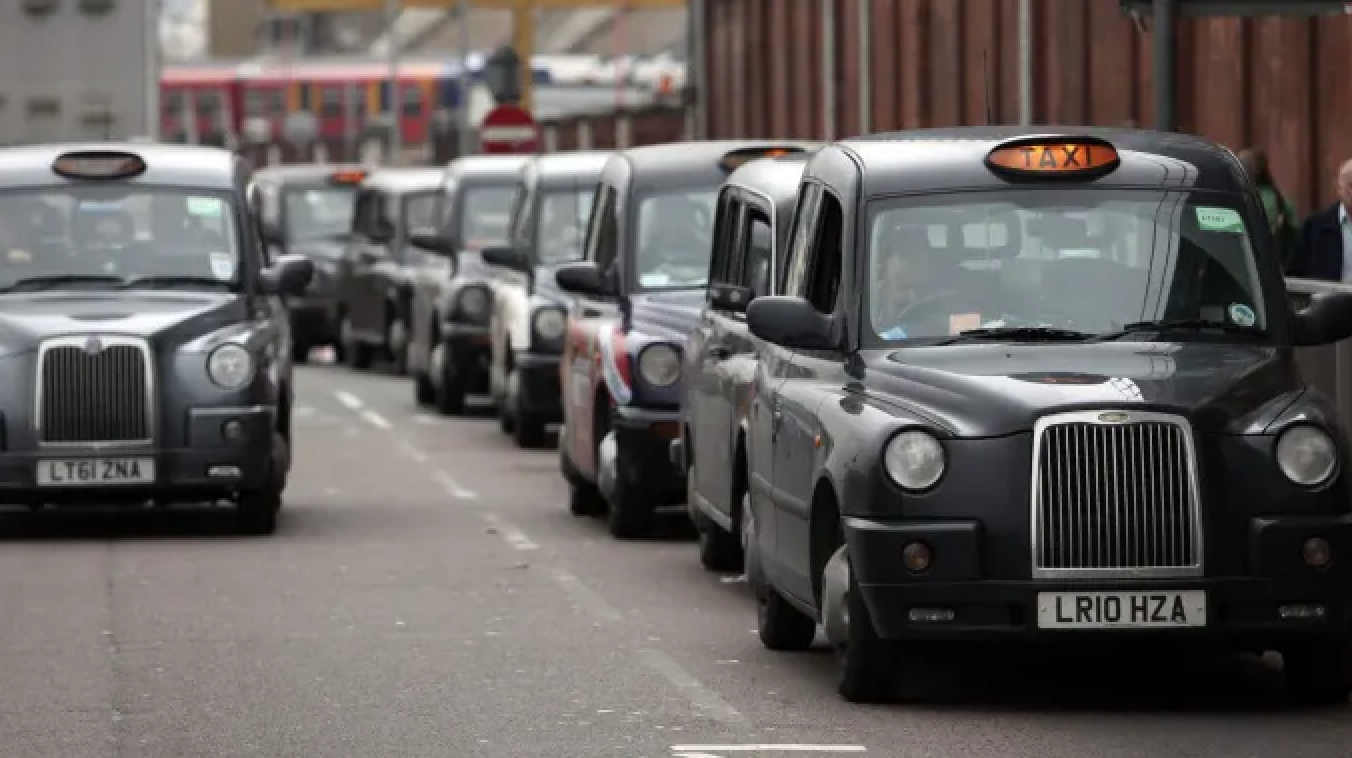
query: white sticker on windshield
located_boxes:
[209,253,236,280]
[187,197,223,216]
[1195,206,1244,233]
[1228,302,1256,327]
[640,271,672,287]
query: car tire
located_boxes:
[341,315,373,370]
[606,483,652,538]
[691,466,741,572]
[833,548,902,704]
[514,410,547,449]
[757,585,817,652]
[561,427,605,516]
[413,369,435,406]
[291,342,310,363]
[235,431,287,536]
[1284,637,1352,705]
[386,315,408,375]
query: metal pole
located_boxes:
[857,0,871,134]
[457,0,473,158]
[1017,0,1032,125]
[1152,0,1176,131]
[145,0,161,140]
[385,0,402,165]
[821,0,835,141]
[690,0,707,139]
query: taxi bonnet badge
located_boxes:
[1097,411,1130,423]
[83,337,103,355]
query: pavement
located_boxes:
[2,363,1352,758]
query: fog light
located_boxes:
[1280,604,1327,620]
[221,420,244,442]
[902,542,932,573]
[1303,537,1332,568]
[908,607,955,623]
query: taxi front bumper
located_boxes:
[0,406,275,506]
[846,513,1352,647]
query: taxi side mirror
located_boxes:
[482,245,531,272]
[555,260,612,297]
[747,295,836,350]
[709,283,751,313]
[264,253,314,296]
[1293,291,1352,346]
[409,229,449,255]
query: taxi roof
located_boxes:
[835,127,1245,198]
[253,163,370,186]
[0,142,240,191]
[725,151,817,204]
[614,140,821,192]
[528,150,610,186]
[362,167,445,195]
[443,154,532,184]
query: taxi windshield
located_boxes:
[634,187,718,290]
[537,188,593,264]
[0,186,242,291]
[866,189,1267,343]
[404,191,439,232]
[283,186,355,242]
[458,185,517,250]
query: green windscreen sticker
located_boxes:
[186,197,223,216]
[1195,206,1244,233]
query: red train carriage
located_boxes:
[160,63,244,146]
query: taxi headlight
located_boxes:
[207,344,256,390]
[637,343,681,387]
[458,285,489,320]
[532,307,566,341]
[883,430,946,491]
[1276,425,1338,487]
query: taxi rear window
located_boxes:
[865,189,1266,343]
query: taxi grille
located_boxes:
[1031,411,1203,578]
[37,337,153,445]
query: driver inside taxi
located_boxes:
[873,231,962,340]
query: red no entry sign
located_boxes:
[479,104,540,154]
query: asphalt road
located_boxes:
[3,364,1352,758]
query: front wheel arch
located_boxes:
[809,479,844,611]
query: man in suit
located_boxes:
[1288,159,1352,281]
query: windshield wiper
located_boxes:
[934,326,1096,345]
[0,274,123,293]
[118,275,233,291]
[1104,318,1270,339]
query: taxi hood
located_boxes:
[0,291,244,351]
[867,341,1299,437]
[628,289,705,342]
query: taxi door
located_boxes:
[341,188,391,342]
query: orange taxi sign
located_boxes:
[719,146,805,173]
[329,169,367,185]
[52,152,147,180]
[985,139,1119,177]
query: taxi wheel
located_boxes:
[1283,638,1352,705]
[235,431,286,536]
[291,342,310,364]
[756,586,817,652]
[834,552,902,704]
[386,316,408,375]
[606,478,653,539]
[692,467,742,572]
[509,370,547,448]
[436,372,466,415]
[413,369,435,406]
[569,481,605,516]
[341,316,373,370]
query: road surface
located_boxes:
[1,365,1349,758]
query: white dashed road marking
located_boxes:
[333,391,363,411]
[639,649,747,727]
[671,747,866,754]
[360,409,391,429]
[480,511,540,550]
[433,470,478,500]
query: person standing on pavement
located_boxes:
[1288,158,1352,281]
[1238,148,1299,268]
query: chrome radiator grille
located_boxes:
[1031,411,1203,579]
[37,337,153,445]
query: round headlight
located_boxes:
[458,286,489,319]
[207,344,255,390]
[1277,425,1338,487]
[883,430,946,491]
[533,307,566,341]
[637,343,681,387]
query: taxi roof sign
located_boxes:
[719,145,805,173]
[52,152,147,180]
[329,169,367,185]
[985,137,1119,178]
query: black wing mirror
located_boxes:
[264,253,314,297]
[482,245,531,272]
[408,228,448,255]
[1293,291,1352,346]
[555,261,612,296]
[709,283,752,313]
[747,296,837,350]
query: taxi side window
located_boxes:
[508,180,535,249]
[744,212,773,298]
[352,189,384,241]
[709,187,744,286]
[258,184,281,228]
[782,182,823,297]
[584,185,619,279]
[804,190,844,314]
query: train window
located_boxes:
[195,92,222,123]
[245,90,268,119]
[266,90,285,118]
[320,86,343,118]
[401,86,421,118]
[162,91,184,118]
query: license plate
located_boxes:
[1037,591,1207,629]
[37,458,155,487]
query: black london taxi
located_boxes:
[249,164,367,362]
[405,155,529,414]
[740,127,1352,704]
[554,141,815,538]
[0,143,313,534]
[481,150,610,448]
[673,150,816,570]
[334,167,445,373]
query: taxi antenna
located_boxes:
[982,49,995,125]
